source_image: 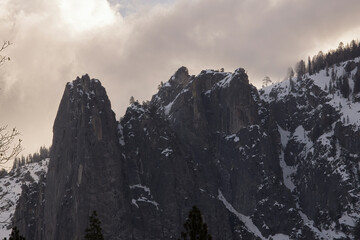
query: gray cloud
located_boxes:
[0,0,360,157]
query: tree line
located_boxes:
[12,146,50,170]
[83,206,212,240]
[293,40,360,80]
[7,206,360,239]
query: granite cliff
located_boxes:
[11,61,360,239]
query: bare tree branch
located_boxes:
[0,41,12,66]
[0,41,22,230]
[0,126,23,165]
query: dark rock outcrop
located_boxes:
[12,64,360,239]
[13,176,46,240]
[119,68,298,239]
[40,75,128,240]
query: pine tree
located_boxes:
[289,78,295,92]
[331,68,336,82]
[340,75,350,98]
[307,56,312,75]
[287,67,294,81]
[179,206,212,240]
[3,227,25,240]
[295,60,306,81]
[129,96,135,104]
[85,211,104,240]
[262,76,272,87]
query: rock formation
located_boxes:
[12,62,360,239]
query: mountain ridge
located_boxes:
[2,58,359,239]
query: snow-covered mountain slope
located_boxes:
[10,62,360,239]
[0,159,49,239]
[260,58,360,239]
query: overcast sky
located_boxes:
[1,0,360,158]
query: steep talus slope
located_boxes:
[10,61,360,239]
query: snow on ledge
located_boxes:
[129,184,151,195]
[218,190,291,240]
[217,189,266,240]
[129,184,159,210]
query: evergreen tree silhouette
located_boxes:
[179,206,212,240]
[84,211,104,240]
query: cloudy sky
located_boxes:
[1,0,360,158]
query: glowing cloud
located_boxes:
[58,0,120,32]
[1,0,360,159]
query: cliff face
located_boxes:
[13,62,360,239]
[43,75,128,240]
[119,67,294,239]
